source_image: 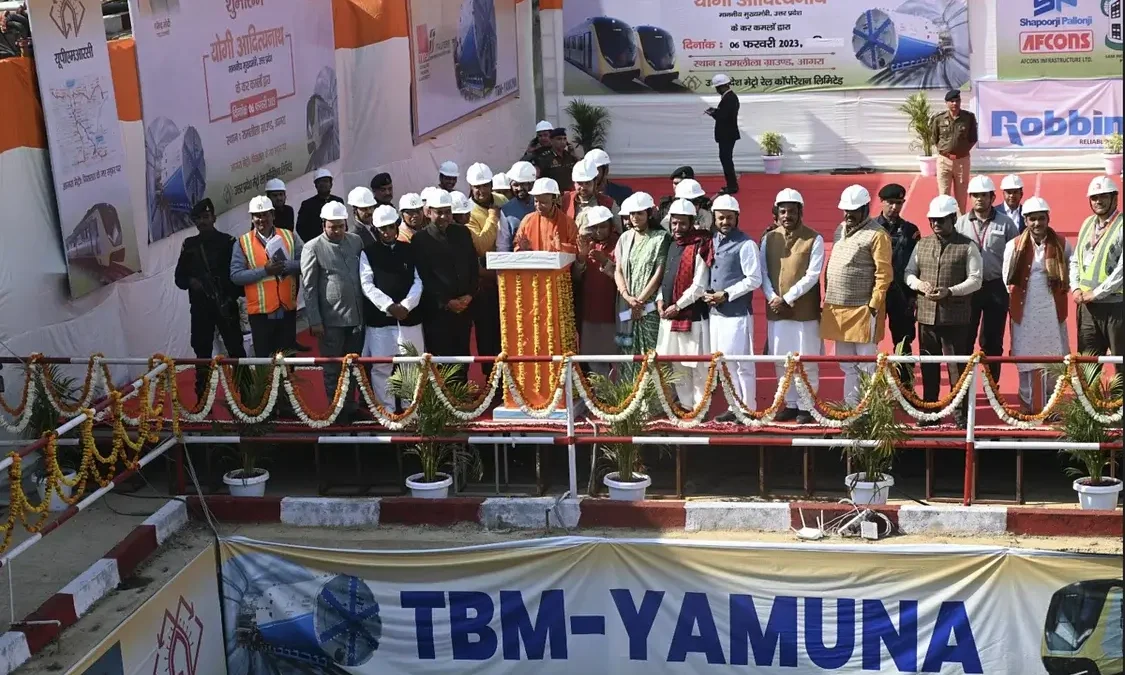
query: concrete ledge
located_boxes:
[685,502,791,532]
[185,495,282,522]
[280,497,381,527]
[790,502,900,530]
[144,499,189,545]
[61,558,121,619]
[0,633,30,675]
[898,505,1009,535]
[580,500,687,529]
[380,497,484,526]
[1007,507,1123,537]
[481,497,581,530]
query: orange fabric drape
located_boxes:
[498,268,576,409]
[107,38,141,122]
[0,57,46,151]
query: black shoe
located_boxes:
[715,410,737,423]
[774,407,800,422]
[918,419,940,428]
[795,410,815,425]
[953,415,968,430]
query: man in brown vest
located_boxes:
[905,195,983,428]
[823,185,893,407]
[760,188,823,424]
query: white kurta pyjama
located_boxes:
[708,236,763,409]
[657,252,711,408]
[1002,238,1071,407]
[359,248,426,409]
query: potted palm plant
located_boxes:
[26,364,82,511]
[221,362,275,497]
[566,98,611,154]
[759,131,784,175]
[1055,360,1122,510]
[839,368,907,505]
[899,92,936,177]
[388,344,482,498]
[1103,132,1122,177]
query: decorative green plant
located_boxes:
[1053,358,1121,486]
[1104,132,1123,154]
[588,363,676,486]
[759,131,784,157]
[566,99,611,153]
[387,344,483,485]
[839,367,908,484]
[899,92,935,157]
[22,363,83,471]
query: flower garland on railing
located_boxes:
[570,354,654,423]
[651,356,721,428]
[883,353,982,424]
[716,354,796,427]
[1065,356,1124,424]
[978,362,1067,429]
[791,356,882,427]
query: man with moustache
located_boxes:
[346,187,379,248]
[875,183,921,384]
[396,193,425,242]
[497,161,539,252]
[1070,176,1123,379]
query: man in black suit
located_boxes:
[704,73,740,195]
[295,168,344,242]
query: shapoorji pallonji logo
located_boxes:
[1035,0,1079,16]
[992,108,1124,146]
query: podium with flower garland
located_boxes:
[486,252,577,421]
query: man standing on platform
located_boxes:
[300,202,365,419]
[497,161,539,253]
[397,193,425,242]
[998,174,1025,233]
[438,161,459,192]
[659,166,696,221]
[526,129,578,193]
[822,185,893,408]
[296,169,344,243]
[760,188,822,424]
[231,196,303,357]
[369,172,394,207]
[582,148,632,208]
[411,190,479,383]
[704,194,761,422]
[876,183,921,384]
[563,160,618,234]
[1071,176,1123,379]
[347,187,379,248]
[906,195,983,428]
[956,175,1019,383]
[662,179,713,232]
[514,178,579,255]
[704,73,740,195]
[175,199,246,397]
[360,205,425,410]
[465,162,506,379]
[574,205,620,377]
[930,90,977,213]
[264,179,295,231]
[526,120,554,155]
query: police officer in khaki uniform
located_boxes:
[930,90,978,213]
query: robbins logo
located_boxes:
[992,108,1123,146]
[1034,0,1079,15]
[49,0,85,38]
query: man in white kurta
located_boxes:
[359,205,425,409]
[704,195,762,422]
[657,199,713,409]
[1001,197,1072,411]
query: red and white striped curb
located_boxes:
[0,500,188,675]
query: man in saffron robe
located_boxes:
[513,177,579,255]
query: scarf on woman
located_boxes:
[669,229,715,331]
[1005,226,1068,324]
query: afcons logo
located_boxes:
[992,109,1123,146]
[1034,0,1079,15]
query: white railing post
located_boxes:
[564,360,578,499]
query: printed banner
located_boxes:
[28,0,143,299]
[68,547,227,675]
[408,0,520,140]
[976,78,1123,150]
[128,0,339,242]
[996,0,1123,80]
[561,0,970,94]
[219,536,1123,673]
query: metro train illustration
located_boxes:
[1041,579,1123,675]
[564,16,640,85]
[65,203,124,270]
[634,24,679,86]
[454,0,498,97]
[305,66,341,173]
[852,8,952,73]
[145,117,206,241]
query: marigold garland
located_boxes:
[531,274,542,391]
[284,354,354,422]
[514,272,526,387]
[979,363,1066,422]
[653,355,720,420]
[885,352,980,410]
[570,355,651,416]
[718,357,795,420]
[497,274,511,360]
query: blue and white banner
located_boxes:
[976,78,1123,150]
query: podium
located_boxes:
[485,252,577,420]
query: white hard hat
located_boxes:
[572,160,598,183]
[668,198,697,218]
[398,193,424,210]
[419,187,440,204]
[585,148,610,168]
[466,162,493,186]
[1000,174,1024,191]
[450,191,473,214]
[967,175,996,194]
[583,205,614,228]
[425,189,453,209]
[248,195,274,214]
[837,184,871,210]
[619,191,655,215]
[774,188,804,205]
[508,161,538,184]
[1088,175,1119,196]
[712,73,731,87]
[314,168,333,181]
[347,187,376,208]
[712,194,740,213]
[530,177,560,196]
[264,178,286,192]
[373,204,399,227]
[320,201,348,221]
[535,120,553,133]
[674,179,706,200]
[491,172,510,190]
[927,195,960,219]
[438,161,459,178]
[1021,196,1050,215]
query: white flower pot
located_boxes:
[36,471,77,512]
[1104,153,1123,176]
[1073,477,1122,510]
[223,468,270,497]
[405,472,453,499]
[762,155,782,175]
[603,472,652,501]
[845,472,895,505]
[918,155,937,177]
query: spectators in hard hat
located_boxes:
[514,178,578,254]
[575,205,621,377]
[296,170,344,244]
[498,162,538,252]
[1070,176,1122,378]
[523,128,578,193]
[998,174,1026,233]
[265,178,295,231]
[614,191,670,355]
[563,159,620,236]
